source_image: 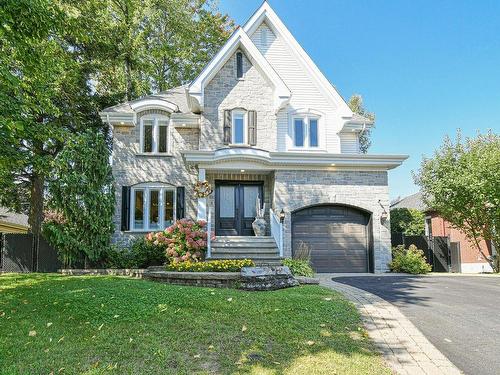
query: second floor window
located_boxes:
[293,116,319,148]
[140,115,169,154]
[232,110,247,144]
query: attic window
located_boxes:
[236,52,243,79]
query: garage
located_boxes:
[292,205,371,273]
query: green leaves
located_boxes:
[414,130,500,271]
[390,208,425,235]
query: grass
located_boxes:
[0,274,390,375]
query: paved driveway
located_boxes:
[333,275,500,375]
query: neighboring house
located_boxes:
[391,193,494,273]
[0,207,29,234]
[100,2,407,273]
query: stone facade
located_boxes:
[201,50,276,151]
[111,110,199,244]
[273,170,392,273]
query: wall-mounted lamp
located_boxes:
[378,200,388,224]
[279,209,285,223]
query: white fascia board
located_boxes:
[130,98,178,113]
[243,2,352,116]
[339,122,375,133]
[182,148,408,170]
[99,112,135,126]
[188,27,290,111]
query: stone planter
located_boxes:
[252,217,267,236]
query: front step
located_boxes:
[210,236,282,266]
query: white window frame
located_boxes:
[139,115,171,154]
[231,109,247,145]
[130,183,176,232]
[290,110,322,150]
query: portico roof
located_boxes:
[182,148,408,171]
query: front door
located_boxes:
[215,182,263,236]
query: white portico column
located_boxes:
[196,168,207,220]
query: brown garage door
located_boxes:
[292,205,370,273]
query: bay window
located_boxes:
[131,184,176,231]
[140,115,170,154]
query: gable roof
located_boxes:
[188,27,291,112]
[242,2,352,116]
[390,192,427,211]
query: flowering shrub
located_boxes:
[145,219,213,263]
[389,245,432,274]
[166,259,255,272]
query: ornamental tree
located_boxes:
[390,208,425,236]
[414,130,500,272]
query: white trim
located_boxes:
[231,109,248,145]
[243,2,352,116]
[130,98,178,113]
[188,28,290,112]
[130,183,176,232]
[460,262,494,274]
[182,148,408,170]
[139,114,171,154]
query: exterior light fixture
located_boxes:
[120,121,125,125]
[378,199,388,224]
[240,169,245,173]
[279,209,285,223]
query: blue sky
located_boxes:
[218,0,500,200]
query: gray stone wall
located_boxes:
[273,170,392,273]
[111,115,199,245]
[201,50,276,151]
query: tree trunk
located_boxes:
[29,173,45,237]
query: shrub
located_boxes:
[283,259,315,277]
[145,219,211,263]
[390,208,425,236]
[389,245,432,274]
[166,259,255,272]
[98,238,166,269]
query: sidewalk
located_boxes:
[318,275,462,375]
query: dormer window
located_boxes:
[140,115,170,154]
[236,52,243,79]
[293,117,319,148]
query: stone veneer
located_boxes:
[201,50,276,151]
[273,170,392,273]
[111,112,199,244]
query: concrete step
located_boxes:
[212,250,278,255]
[211,253,281,260]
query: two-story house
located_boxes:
[100,2,407,273]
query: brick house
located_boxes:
[392,192,495,273]
[100,2,407,273]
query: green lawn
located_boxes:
[0,274,389,375]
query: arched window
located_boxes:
[130,183,176,231]
[139,114,170,154]
[236,51,243,79]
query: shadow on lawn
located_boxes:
[0,274,390,374]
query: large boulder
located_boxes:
[239,266,299,291]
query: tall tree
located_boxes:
[414,130,500,272]
[348,94,375,153]
[0,0,103,240]
[43,130,114,267]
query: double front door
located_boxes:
[215,182,263,236]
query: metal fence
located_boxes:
[391,233,458,273]
[0,233,61,273]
